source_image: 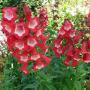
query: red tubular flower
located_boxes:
[53,48,62,58]
[33,55,51,71]
[30,50,40,61]
[13,40,25,50]
[20,63,29,75]
[63,19,73,31]
[73,32,83,44]
[73,48,81,61]
[56,48,63,55]
[23,5,32,21]
[27,36,37,48]
[58,27,66,36]
[69,29,76,38]
[2,7,17,21]
[31,54,40,61]
[27,17,39,31]
[7,35,17,51]
[64,57,78,67]
[2,20,15,36]
[54,39,61,48]
[15,52,29,64]
[33,59,45,71]
[35,29,43,37]
[83,53,90,63]
[14,22,29,39]
[71,60,78,67]
[81,40,88,54]
[64,56,71,66]
[67,46,74,57]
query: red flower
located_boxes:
[23,5,32,21]
[27,36,37,48]
[69,29,76,38]
[64,56,71,66]
[73,32,83,44]
[33,55,51,71]
[53,48,62,58]
[2,20,15,35]
[15,52,29,64]
[27,17,39,31]
[81,40,88,54]
[33,59,45,71]
[67,46,74,57]
[63,19,73,31]
[31,54,40,61]
[54,39,62,48]
[7,35,17,51]
[2,7,17,21]
[73,48,81,61]
[58,27,66,36]
[14,22,29,39]
[71,60,78,67]
[64,57,78,67]
[13,40,25,50]
[20,63,29,75]
[83,53,90,63]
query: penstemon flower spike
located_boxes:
[1,5,51,75]
[53,19,90,67]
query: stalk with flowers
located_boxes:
[0,1,90,90]
[1,5,51,75]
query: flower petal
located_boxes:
[83,53,90,63]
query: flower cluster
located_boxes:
[1,5,51,74]
[53,19,90,67]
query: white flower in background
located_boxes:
[66,7,77,16]
[51,0,56,5]
[75,4,90,15]
[66,4,90,16]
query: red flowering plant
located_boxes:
[1,5,51,75]
[53,19,90,67]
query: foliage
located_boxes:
[0,0,90,90]
[1,54,90,90]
